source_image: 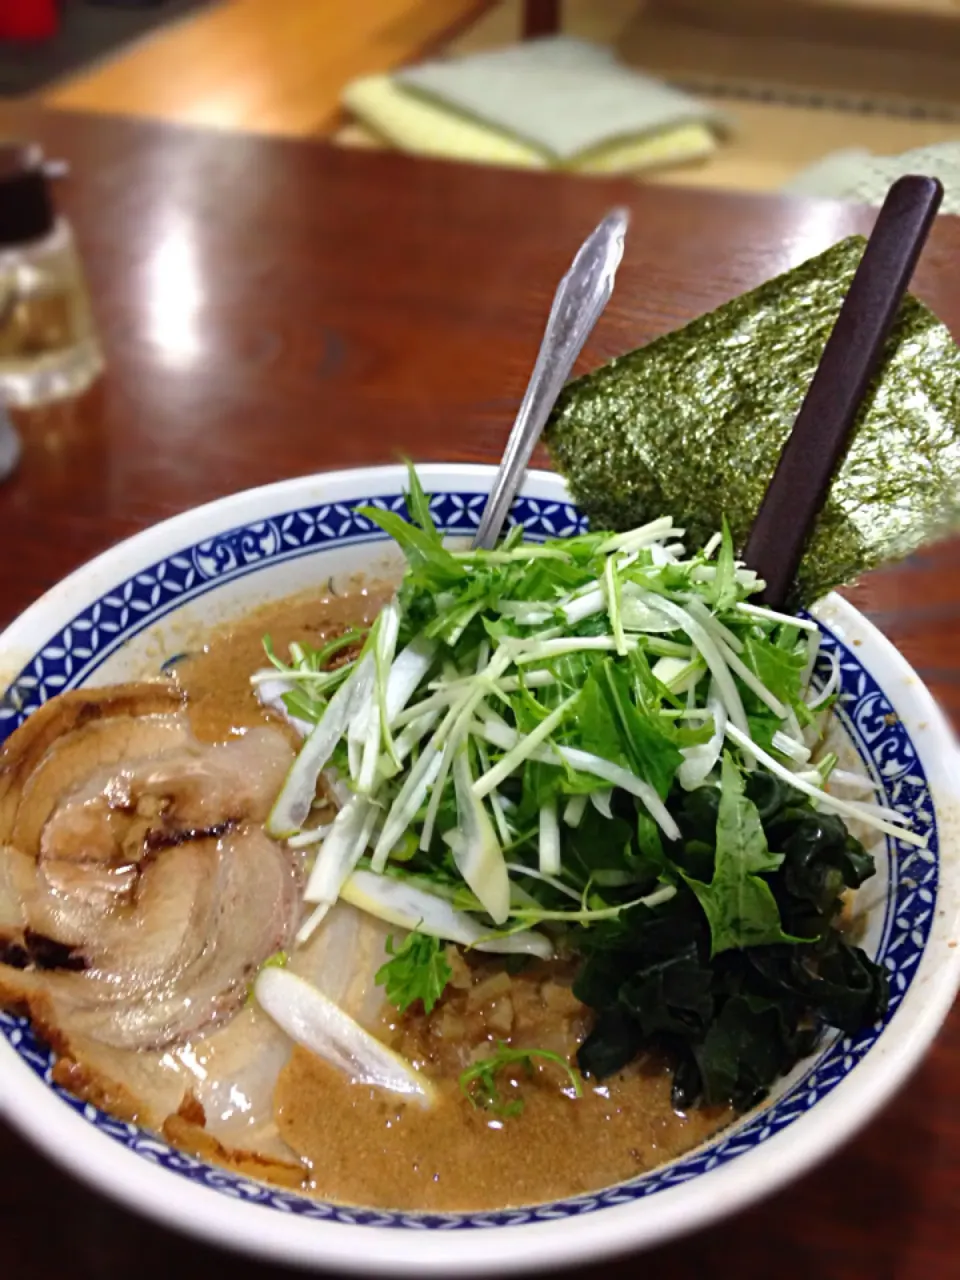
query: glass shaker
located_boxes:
[0,143,104,408]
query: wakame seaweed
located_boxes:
[574,773,887,1111]
[546,236,960,608]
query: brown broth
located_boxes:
[276,1050,732,1212]
[160,590,733,1209]
[168,585,389,742]
[274,954,733,1211]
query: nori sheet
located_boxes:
[545,236,960,608]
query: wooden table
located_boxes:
[0,109,957,1279]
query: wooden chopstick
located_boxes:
[743,174,943,609]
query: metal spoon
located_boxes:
[472,207,630,550]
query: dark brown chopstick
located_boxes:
[743,174,943,609]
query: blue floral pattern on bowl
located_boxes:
[0,491,937,1229]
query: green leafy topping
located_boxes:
[402,458,439,536]
[259,629,365,726]
[588,661,683,800]
[573,770,888,1110]
[459,1042,583,1117]
[375,930,453,1015]
[269,469,901,1116]
[708,518,738,613]
[682,754,808,956]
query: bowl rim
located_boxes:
[0,461,958,1275]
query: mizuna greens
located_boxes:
[459,1043,582,1117]
[257,466,916,1112]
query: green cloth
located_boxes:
[785,141,960,214]
[395,35,726,163]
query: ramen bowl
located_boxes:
[0,463,958,1275]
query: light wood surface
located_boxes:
[641,101,960,192]
[0,104,959,1280]
[40,0,488,136]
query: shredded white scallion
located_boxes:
[827,769,882,793]
[736,600,819,632]
[505,861,581,902]
[771,730,811,764]
[558,746,681,841]
[266,652,375,838]
[264,497,920,985]
[590,789,614,819]
[472,693,579,799]
[287,824,334,849]
[539,799,561,875]
[638,593,752,746]
[724,722,927,847]
[807,648,841,709]
[563,793,588,827]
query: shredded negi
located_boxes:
[255,465,916,1113]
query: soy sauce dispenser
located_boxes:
[0,143,103,409]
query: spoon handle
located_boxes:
[744,174,943,608]
[472,207,630,550]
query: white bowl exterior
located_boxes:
[0,463,957,1275]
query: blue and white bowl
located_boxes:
[1,464,958,1275]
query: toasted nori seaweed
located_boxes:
[546,236,960,607]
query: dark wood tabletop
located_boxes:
[0,108,957,1280]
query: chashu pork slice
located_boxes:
[0,682,302,1052]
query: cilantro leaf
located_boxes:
[745,708,782,756]
[565,803,636,879]
[375,931,452,1015]
[459,1042,582,1117]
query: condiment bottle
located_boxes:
[0,143,103,407]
